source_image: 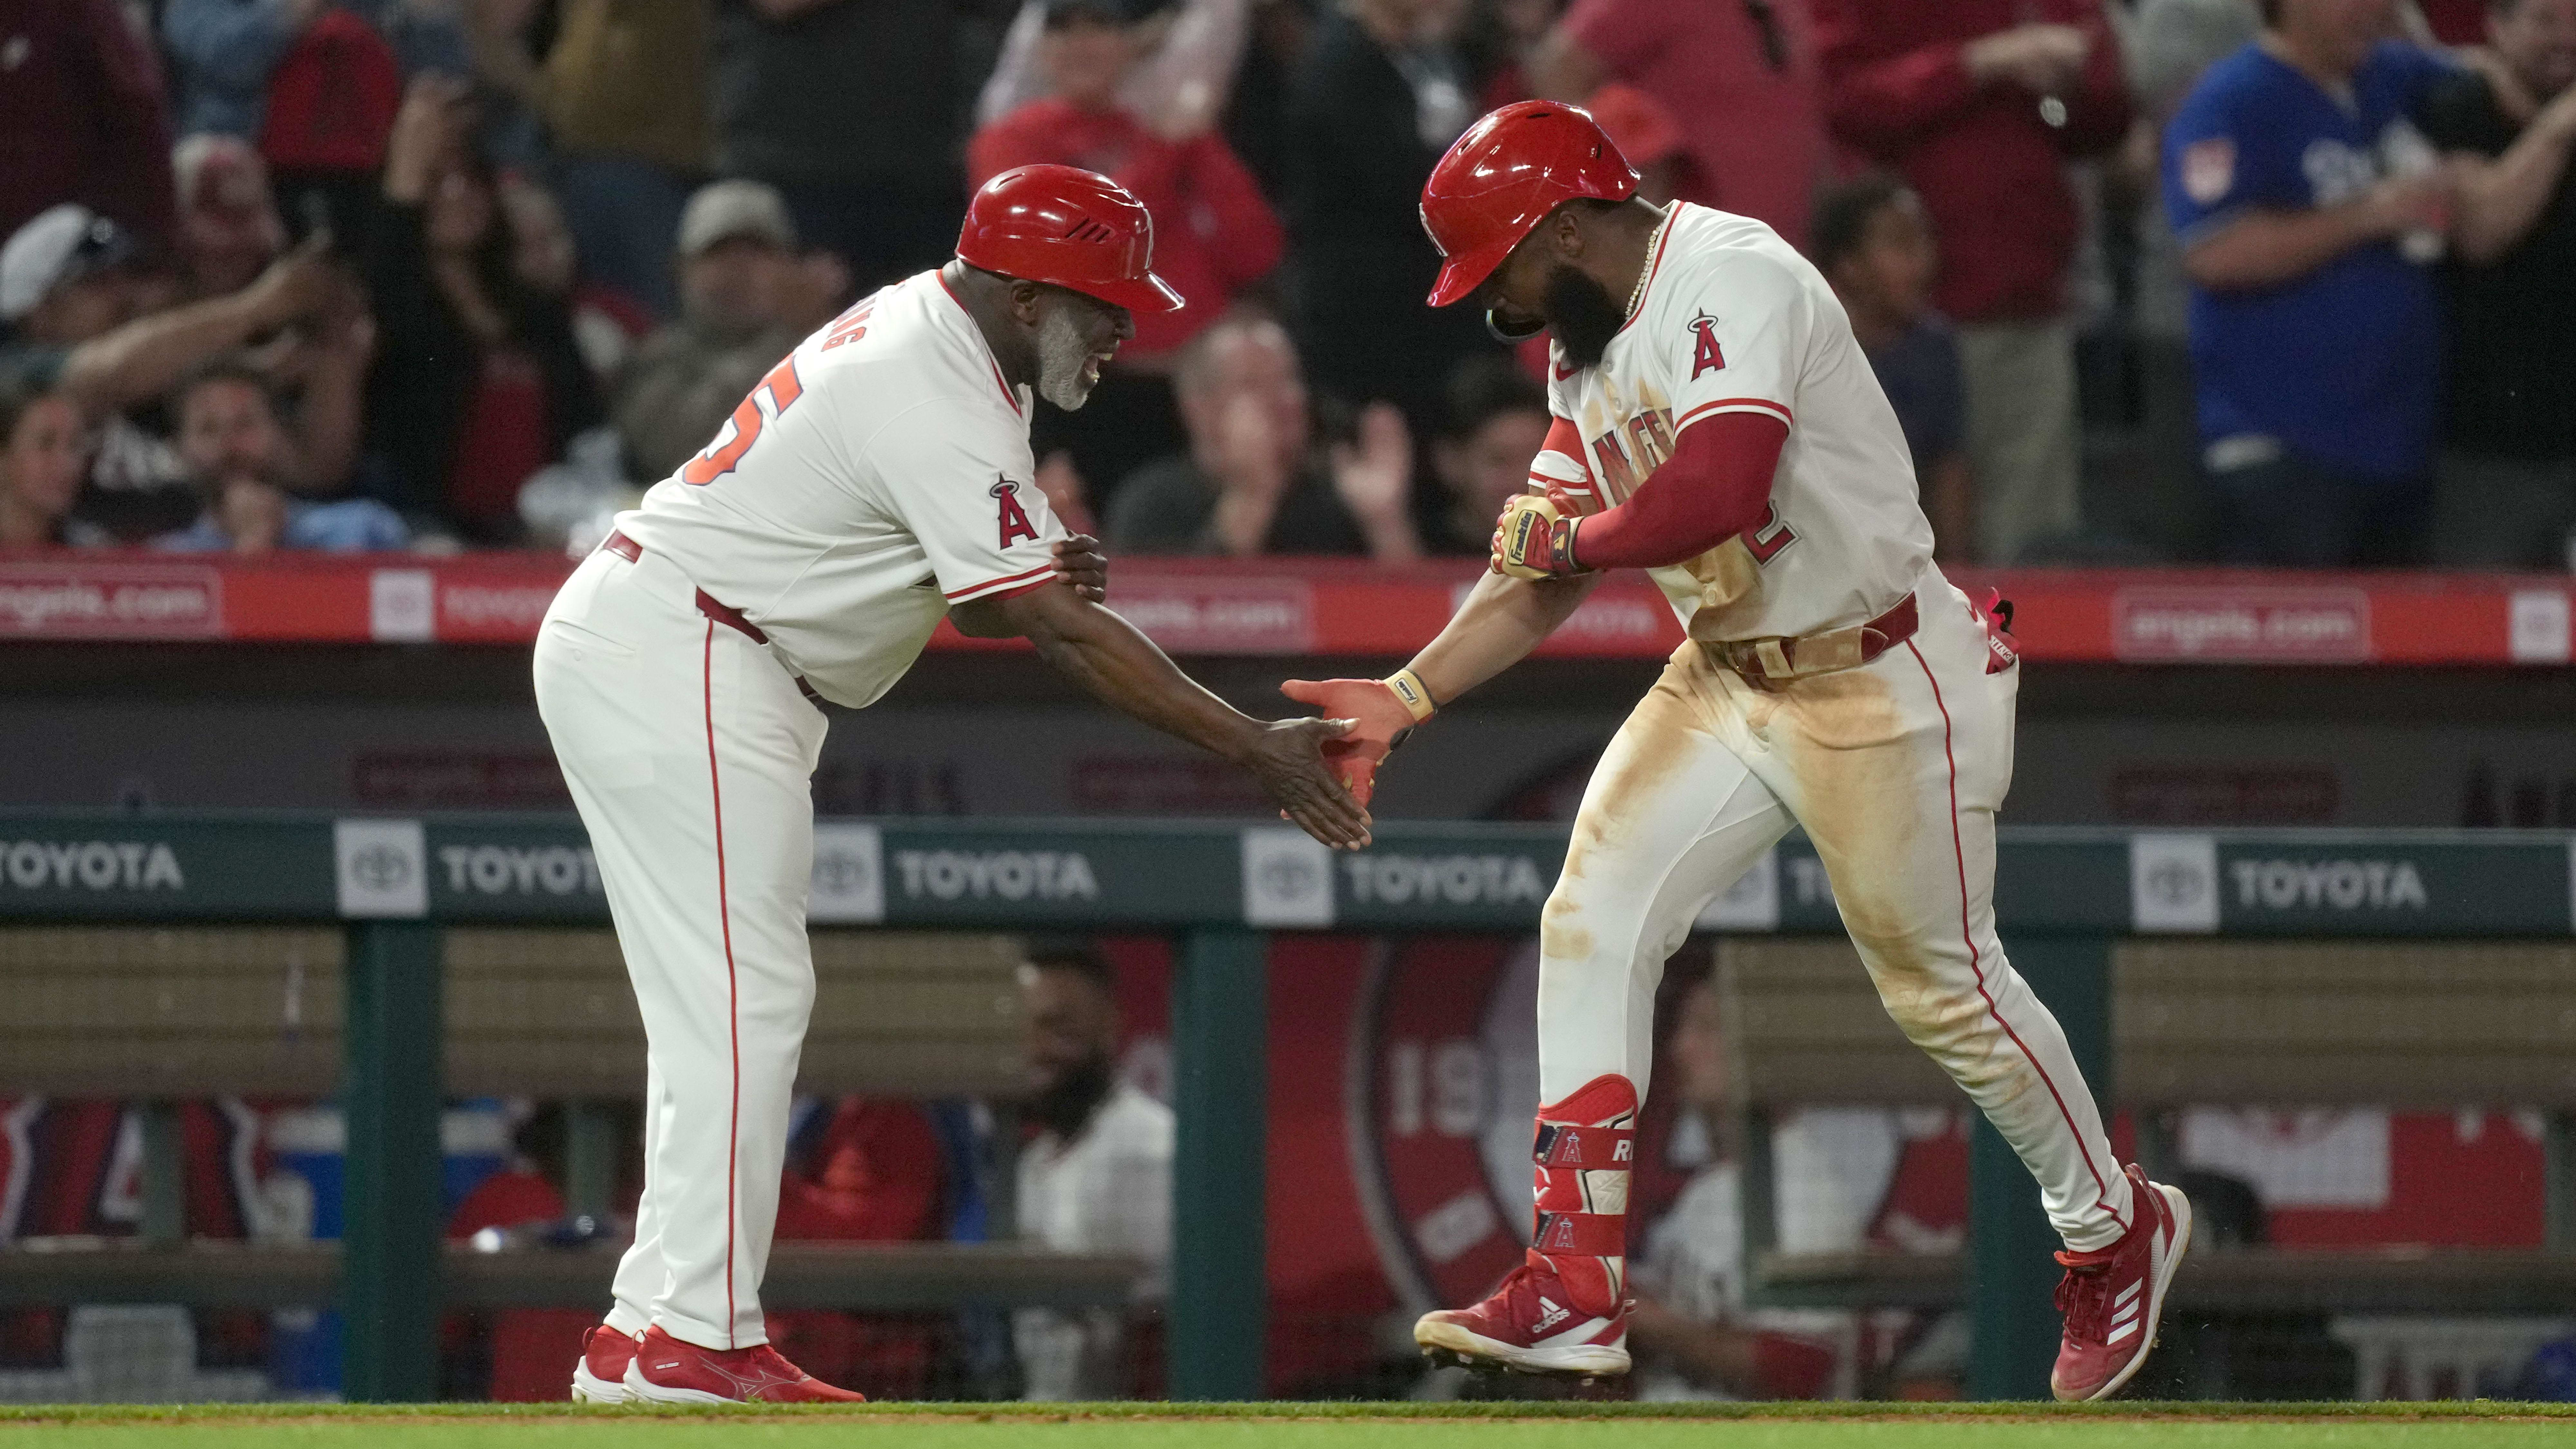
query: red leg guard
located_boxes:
[1530,1074,1638,1318]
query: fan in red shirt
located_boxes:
[968,0,1285,504]
[1529,0,1828,245]
[1813,0,2130,566]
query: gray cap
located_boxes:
[1,204,135,322]
[677,180,797,260]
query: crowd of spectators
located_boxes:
[1,0,2571,568]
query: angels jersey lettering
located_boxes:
[1544,204,1932,642]
[610,270,1067,707]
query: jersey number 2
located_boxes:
[1744,503,1797,564]
[681,355,805,486]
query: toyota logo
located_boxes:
[2145,857,2206,907]
[1259,854,1321,900]
[814,849,875,895]
[350,844,415,891]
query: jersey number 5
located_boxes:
[681,355,805,486]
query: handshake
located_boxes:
[1279,486,1594,806]
[1277,670,1436,808]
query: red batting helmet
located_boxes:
[956,164,1184,315]
[1420,101,1639,308]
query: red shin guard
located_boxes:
[1530,1074,1639,1318]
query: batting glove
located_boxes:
[1490,488,1591,580]
[1279,670,1435,808]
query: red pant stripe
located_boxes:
[1906,639,2126,1236]
[703,621,744,1346]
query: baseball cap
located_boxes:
[1,205,136,323]
[676,180,797,260]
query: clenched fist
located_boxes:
[1491,488,1591,580]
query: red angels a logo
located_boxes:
[991,477,1040,549]
[1688,313,1726,379]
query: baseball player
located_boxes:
[1285,104,2190,1402]
[535,164,1370,1404]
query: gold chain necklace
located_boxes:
[1626,206,1674,320]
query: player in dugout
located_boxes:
[1285,102,2191,1403]
[535,164,1370,1404]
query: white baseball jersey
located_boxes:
[612,269,1070,707]
[1533,204,1933,642]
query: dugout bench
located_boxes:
[2,812,2573,1401]
[0,923,1143,1394]
[1726,933,2576,1392]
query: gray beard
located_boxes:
[1034,307,1097,412]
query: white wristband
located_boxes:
[1383,668,1438,722]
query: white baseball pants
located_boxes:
[534,545,827,1349]
[1538,569,2135,1251]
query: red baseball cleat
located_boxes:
[2052,1164,2194,1402]
[622,1325,868,1404]
[1414,1250,1631,1377]
[571,1324,639,1403]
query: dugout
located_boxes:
[2,813,2571,1400]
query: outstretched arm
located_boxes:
[951,582,1371,849]
[59,238,338,414]
[1292,409,1788,803]
[1280,571,1599,809]
[1280,403,1611,803]
[1408,571,1604,703]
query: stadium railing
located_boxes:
[0,812,2570,1400]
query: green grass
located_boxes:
[0,1402,2568,1446]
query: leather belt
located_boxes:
[1696,593,1919,692]
[693,589,769,646]
[600,529,822,705]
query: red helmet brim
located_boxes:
[1071,272,1186,316]
[1426,237,1518,308]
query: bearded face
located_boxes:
[1031,290,1128,412]
[1542,262,1628,370]
[1034,304,1097,411]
